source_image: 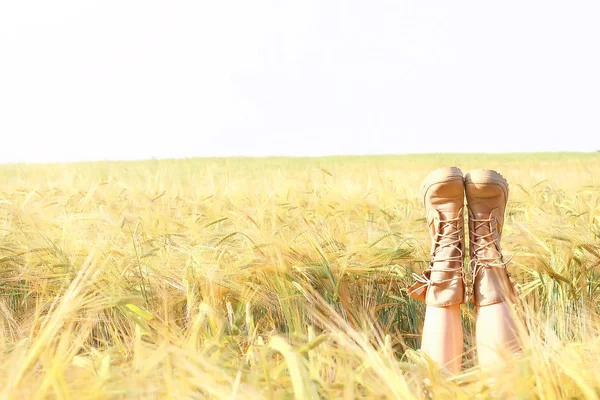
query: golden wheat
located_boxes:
[0,153,599,399]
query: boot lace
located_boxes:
[468,216,514,280]
[411,215,464,286]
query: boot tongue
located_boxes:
[437,209,460,235]
[471,212,492,236]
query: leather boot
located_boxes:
[408,167,467,306]
[465,169,517,306]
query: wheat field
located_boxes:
[0,153,599,399]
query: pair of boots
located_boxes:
[407,167,518,307]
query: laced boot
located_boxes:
[465,169,518,306]
[408,167,467,306]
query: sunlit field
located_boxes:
[1,153,599,399]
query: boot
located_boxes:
[408,167,467,306]
[465,169,517,306]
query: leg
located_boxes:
[421,304,463,374]
[475,301,519,368]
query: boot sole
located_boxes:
[420,166,464,199]
[464,169,509,198]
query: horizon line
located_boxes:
[1,151,599,167]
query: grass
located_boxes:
[0,153,599,399]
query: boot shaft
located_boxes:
[422,168,465,266]
[465,170,508,261]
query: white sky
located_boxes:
[1,1,599,163]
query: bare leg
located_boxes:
[476,301,519,368]
[421,304,463,374]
